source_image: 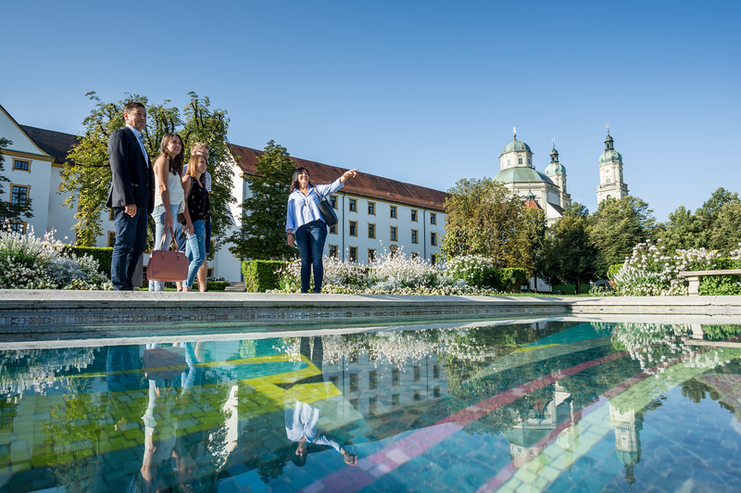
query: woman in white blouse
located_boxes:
[286,167,357,293]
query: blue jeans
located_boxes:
[148,203,181,291]
[296,220,327,293]
[184,220,206,289]
[111,206,148,290]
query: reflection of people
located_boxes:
[284,336,357,467]
[181,155,210,292]
[107,102,155,290]
[140,342,203,492]
[285,399,358,467]
[286,167,358,293]
[92,346,145,492]
[149,133,185,291]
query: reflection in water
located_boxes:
[1,321,741,491]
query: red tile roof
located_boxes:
[228,143,448,212]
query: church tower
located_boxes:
[545,140,571,209]
[596,126,629,204]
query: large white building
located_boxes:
[0,104,447,282]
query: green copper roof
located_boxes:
[599,149,623,164]
[493,167,554,185]
[545,161,566,175]
[500,138,532,156]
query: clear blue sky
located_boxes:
[2,0,739,221]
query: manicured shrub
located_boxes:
[242,260,286,292]
[64,246,113,275]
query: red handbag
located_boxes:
[147,228,189,282]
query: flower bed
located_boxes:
[0,225,111,290]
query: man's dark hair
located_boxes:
[123,102,146,113]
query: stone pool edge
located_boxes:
[1,290,740,333]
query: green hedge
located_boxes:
[63,246,113,276]
[551,283,592,295]
[242,260,286,292]
[192,281,230,291]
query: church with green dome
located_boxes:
[494,127,629,225]
[493,128,571,226]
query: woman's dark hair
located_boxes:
[290,442,308,467]
[290,167,312,192]
[158,133,185,176]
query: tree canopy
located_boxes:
[441,178,538,270]
[541,203,597,292]
[228,141,297,260]
[589,195,655,277]
[60,92,234,248]
[656,187,741,256]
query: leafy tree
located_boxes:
[0,137,34,224]
[441,178,528,269]
[696,188,740,251]
[708,200,741,255]
[655,188,740,255]
[517,206,547,280]
[654,205,700,252]
[589,196,655,277]
[541,203,597,293]
[228,141,296,260]
[180,93,234,251]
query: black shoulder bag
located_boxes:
[315,187,338,227]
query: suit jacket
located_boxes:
[106,127,155,214]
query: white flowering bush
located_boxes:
[611,239,723,296]
[270,248,502,296]
[368,248,443,289]
[0,225,111,290]
[446,255,496,287]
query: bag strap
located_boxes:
[158,227,181,252]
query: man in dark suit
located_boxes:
[107,102,155,290]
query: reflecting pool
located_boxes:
[2,320,741,492]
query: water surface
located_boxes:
[2,320,741,492]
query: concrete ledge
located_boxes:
[1,290,740,334]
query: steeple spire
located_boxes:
[605,124,614,150]
[551,138,559,163]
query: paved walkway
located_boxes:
[2,290,741,336]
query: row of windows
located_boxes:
[335,246,437,264]
[340,222,437,244]
[349,387,442,412]
[330,196,437,224]
[344,365,441,393]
